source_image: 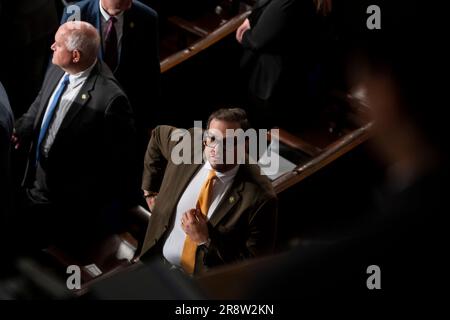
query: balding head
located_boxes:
[51,21,100,74]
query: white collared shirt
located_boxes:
[41,61,96,157]
[162,162,240,266]
[99,0,124,66]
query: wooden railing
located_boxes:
[272,122,373,194]
[160,10,250,73]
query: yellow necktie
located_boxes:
[180,169,216,274]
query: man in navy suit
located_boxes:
[61,0,160,144]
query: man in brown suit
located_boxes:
[139,108,277,275]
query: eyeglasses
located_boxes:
[203,134,240,149]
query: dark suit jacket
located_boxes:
[61,0,161,129]
[0,82,13,221]
[139,125,278,274]
[15,61,138,233]
[241,0,319,102]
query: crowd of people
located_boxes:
[0,0,448,299]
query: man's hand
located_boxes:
[143,191,157,212]
[181,209,209,244]
[236,18,250,44]
[11,129,20,150]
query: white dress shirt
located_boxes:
[41,61,96,157]
[162,162,240,266]
[99,0,124,65]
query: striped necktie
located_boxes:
[36,74,70,164]
[104,16,118,71]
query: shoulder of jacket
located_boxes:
[241,164,277,200]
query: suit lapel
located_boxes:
[209,167,245,227]
[172,163,202,209]
[97,4,135,68]
[168,136,204,215]
[33,67,65,132]
[121,8,136,66]
[254,0,272,10]
[160,130,205,224]
[55,63,99,136]
[93,0,104,59]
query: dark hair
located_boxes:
[207,108,251,131]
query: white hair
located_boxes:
[63,21,100,60]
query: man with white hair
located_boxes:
[13,21,138,250]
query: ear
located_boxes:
[72,50,81,63]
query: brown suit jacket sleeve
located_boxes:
[142,126,193,192]
[142,125,184,192]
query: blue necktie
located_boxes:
[36,74,70,164]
